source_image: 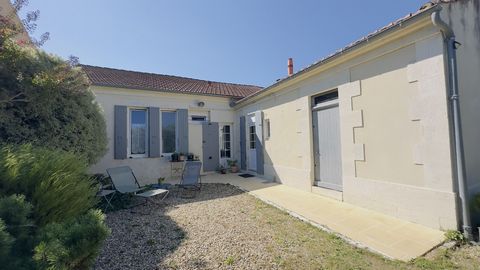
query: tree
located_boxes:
[0,21,107,164]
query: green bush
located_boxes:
[0,144,99,226]
[0,194,35,269]
[0,219,14,264]
[34,209,110,270]
[0,34,107,164]
[0,145,109,269]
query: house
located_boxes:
[86,0,480,236]
[0,0,31,44]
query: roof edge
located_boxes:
[90,84,247,100]
[80,64,263,90]
[234,4,441,108]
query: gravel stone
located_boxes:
[94,184,281,270]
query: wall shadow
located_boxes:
[94,183,245,269]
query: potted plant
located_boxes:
[227,159,239,173]
[157,177,165,185]
[171,152,179,162]
[218,165,227,174]
[187,153,194,161]
[179,152,185,161]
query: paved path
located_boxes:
[201,173,445,261]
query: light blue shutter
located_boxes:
[114,105,127,159]
[240,116,246,170]
[149,107,160,157]
[255,111,264,175]
[177,109,189,153]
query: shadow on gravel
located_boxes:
[94,183,245,270]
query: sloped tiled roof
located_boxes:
[81,65,262,99]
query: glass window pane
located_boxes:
[162,111,176,153]
[224,125,230,133]
[225,150,231,158]
[131,110,147,154]
[224,133,230,142]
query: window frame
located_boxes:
[161,110,178,154]
[264,119,271,140]
[127,107,149,158]
[249,125,256,149]
[220,124,232,159]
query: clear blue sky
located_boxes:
[22,0,427,87]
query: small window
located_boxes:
[220,125,231,158]
[130,109,148,156]
[162,111,176,153]
[264,119,270,140]
[313,90,338,105]
[191,115,207,122]
[249,126,256,149]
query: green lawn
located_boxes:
[253,199,480,270]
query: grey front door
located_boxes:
[313,105,343,190]
[202,122,219,172]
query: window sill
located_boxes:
[128,155,148,159]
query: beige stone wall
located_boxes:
[89,86,234,183]
[351,45,424,186]
[235,19,458,229]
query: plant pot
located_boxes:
[220,169,227,174]
[230,166,239,173]
[179,155,185,161]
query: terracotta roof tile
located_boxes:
[81,65,263,99]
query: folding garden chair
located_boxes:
[106,166,169,206]
[95,175,116,211]
[177,161,202,198]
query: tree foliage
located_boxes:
[0,144,100,225]
[0,145,110,270]
[0,26,107,164]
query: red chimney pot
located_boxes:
[288,58,294,76]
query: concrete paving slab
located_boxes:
[200,173,445,261]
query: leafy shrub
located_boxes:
[444,230,467,244]
[0,194,35,269]
[0,219,14,264]
[0,34,107,164]
[34,209,110,270]
[0,144,99,226]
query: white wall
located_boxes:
[89,86,234,184]
[235,20,459,230]
[441,0,480,226]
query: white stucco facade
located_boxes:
[234,13,460,230]
[88,1,480,232]
[89,86,234,184]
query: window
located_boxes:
[191,115,207,122]
[264,119,270,140]
[162,111,177,153]
[130,109,148,156]
[220,125,231,158]
[313,90,338,105]
[249,126,256,149]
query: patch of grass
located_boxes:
[249,197,480,270]
[224,256,235,266]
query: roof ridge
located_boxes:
[80,64,263,89]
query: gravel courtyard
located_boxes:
[94,183,480,270]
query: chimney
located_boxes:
[288,58,294,76]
